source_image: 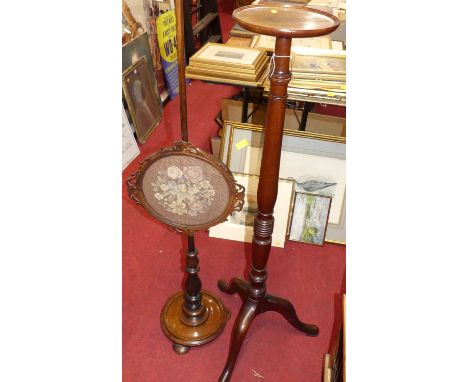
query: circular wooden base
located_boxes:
[161,290,230,352]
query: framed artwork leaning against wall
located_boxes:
[122,57,162,144]
[220,121,346,244]
[289,193,331,245]
[122,31,162,97]
[209,173,294,248]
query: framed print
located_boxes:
[209,173,294,248]
[185,64,265,82]
[289,193,331,245]
[244,148,345,225]
[122,57,162,144]
[220,121,346,244]
[190,43,265,69]
[185,69,268,87]
[220,122,345,172]
[292,50,346,75]
[187,55,268,75]
[122,105,140,170]
[122,31,163,108]
[251,34,331,52]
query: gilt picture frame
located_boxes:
[220,121,346,244]
[122,31,161,96]
[220,121,345,171]
[190,42,265,69]
[292,50,346,75]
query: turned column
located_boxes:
[250,38,292,300]
[180,233,208,326]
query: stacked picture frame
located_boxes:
[264,49,346,104]
[185,43,269,87]
[209,121,346,245]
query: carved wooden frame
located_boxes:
[127,140,245,232]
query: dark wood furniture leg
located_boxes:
[298,101,313,131]
[217,37,318,382]
[241,87,250,123]
[173,234,208,354]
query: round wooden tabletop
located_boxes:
[233,5,340,38]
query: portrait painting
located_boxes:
[123,33,156,87]
[122,56,162,144]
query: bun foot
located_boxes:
[172,343,190,355]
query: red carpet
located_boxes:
[123,2,346,381]
[122,81,346,381]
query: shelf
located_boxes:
[193,12,218,35]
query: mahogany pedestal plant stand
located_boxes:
[217,5,340,381]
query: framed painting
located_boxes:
[220,121,346,244]
[292,50,346,75]
[289,193,331,245]
[209,173,294,248]
[122,31,163,107]
[122,57,162,144]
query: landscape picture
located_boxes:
[289,193,331,245]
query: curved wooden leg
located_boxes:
[262,293,319,336]
[218,278,249,298]
[218,300,258,382]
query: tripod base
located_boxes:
[160,290,231,354]
[217,278,318,382]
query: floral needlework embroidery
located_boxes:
[151,165,216,216]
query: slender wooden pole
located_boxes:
[175,0,189,142]
[174,0,207,331]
